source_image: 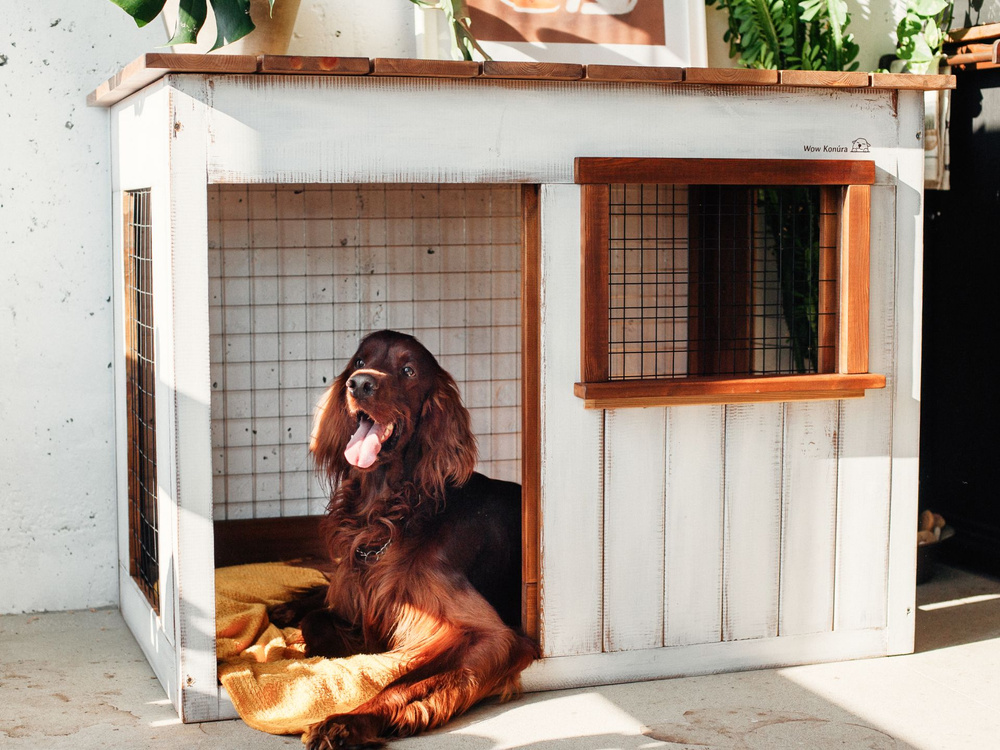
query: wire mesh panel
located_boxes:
[607,183,833,380]
[123,188,159,611]
[207,184,522,520]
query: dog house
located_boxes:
[91,55,954,722]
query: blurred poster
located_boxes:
[468,0,666,47]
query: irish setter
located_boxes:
[273,330,537,748]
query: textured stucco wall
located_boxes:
[0,5,161,615]
[0,2,417,616]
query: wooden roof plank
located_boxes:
[371,58,481,78]
[584,64,683,83]
[779,70,871,88]
[258,55,371,75]
[481,60,584,80]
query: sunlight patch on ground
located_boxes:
[918,593,1000,611]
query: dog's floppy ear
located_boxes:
[412,369,478,500]
[310,374,355,487]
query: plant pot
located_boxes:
[161,0,302,55]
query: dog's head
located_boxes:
[311,330,478,498]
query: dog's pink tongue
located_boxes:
[344,418,386,469]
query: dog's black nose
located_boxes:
[347,372,377,400]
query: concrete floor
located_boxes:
[2,563,999,749]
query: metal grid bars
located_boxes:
[207,184,522,520]
[607,183,832,380]
[123,188,159,610]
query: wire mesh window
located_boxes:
[207,184,522,520]
[124,188,159,611]
[607,183,835,380]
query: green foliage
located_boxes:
[893,0,952,74]
[111,0,267,51]
[705,0,859,71]
[409,0,491,61]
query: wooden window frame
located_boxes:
[574,157,886,409]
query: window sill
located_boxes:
[573,373,886,409]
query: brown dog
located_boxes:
[273,330,537,748]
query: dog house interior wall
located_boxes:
[207,183,522,520]
[95,58,951,724]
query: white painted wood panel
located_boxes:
[538,184,605,657]
[664,404,725,647]
[779,401,839,636]
[887,92,925,655]
[167,87,220,722]
[185,76,903,186]
[723,403,784,642]
[835,183,895,633]
[522,628,887,693]
[603,408,667,652]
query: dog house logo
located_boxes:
[851,137,871,153]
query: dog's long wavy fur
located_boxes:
[274,330,537,749]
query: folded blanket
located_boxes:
[215,562,408,735]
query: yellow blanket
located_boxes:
[215,563,408,735]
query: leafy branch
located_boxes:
[409,0,491,61]
[892,0,953,74]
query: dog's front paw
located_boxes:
[303,713,383,750]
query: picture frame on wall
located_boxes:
[416,0,708,67]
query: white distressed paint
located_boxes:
[538,184,605,657]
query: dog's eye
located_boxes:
[355,358,365,369]
[402,366,416,378]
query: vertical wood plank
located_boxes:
[817,187,840,374]
[520,184,542,643]
[168,84,221,722]
[723,403,783,641]
[835,183,894,633]
[840,184,871,374]
[664,404,725,647]
[580,184,609,383]
[886,94,924,654]
[603,408,667,652]
[778,400,839,636]
[539,184,605,657]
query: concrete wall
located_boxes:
[0,0,911,616]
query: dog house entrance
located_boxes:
[207,183,534,627]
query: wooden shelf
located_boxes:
[88,54,958,108]
[574,373,886,409]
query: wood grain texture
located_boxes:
[779,70,870,88]
[573,373,885,409]
[683,67,779,86]
[214,516,325,567]
[520,184,542,643]
[580,184,610,383]
[779,401,839,636]
[539,185,605,658]
[723,403,783,642]
[88,52,258,106]
[584,65,683,83]
[840,184,871,374]
[869,72,956,90]
[482,60,584,80]
[817,187,840,374]
[371,58,481,78]
[603,408,667,652]
[574,158,876,186]
[664,405,725,647]
[948,22,1000,43]
[835,184,895,634]
[258,55,371,75]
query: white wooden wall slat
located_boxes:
[663,404,725,647]
[168,84,221,722]
[779,401,840,636]
[538,184,605,657]
[722,403,784,642]
[834,183,896,633]
[603,408,667,652]
[886,91,925,654]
